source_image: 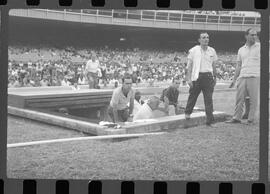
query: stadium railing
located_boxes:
[63,9,260,25]
[10,9,260,26]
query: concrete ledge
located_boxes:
[121,111,230,134]
[8,106,230,136]
[8,106,107,135]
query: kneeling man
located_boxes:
[160,76,182,115]
[108,75,134,123]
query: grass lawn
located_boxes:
[7,121,259,180]
[7,89,260,180]
[7,116,88,144]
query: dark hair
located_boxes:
[122,74,132,83]
[245,28,258,37]
[172,75,181,83]
[135,91,141,95]
[245,28,253,36]
[199,32,209,39]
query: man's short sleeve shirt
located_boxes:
[237,42,260,78]
[85,60,99,73]
[187,45,218,73]
[110,87,134,110]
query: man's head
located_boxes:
[122,74,133,93]
[245,28,258,46]
[148,96,160,110]
[91,53,97,61]
[172,76,181,89]
[198,32,209,47]
[135,91,142,101]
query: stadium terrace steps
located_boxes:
[8,106,230,136]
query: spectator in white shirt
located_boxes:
[84,53,100,89]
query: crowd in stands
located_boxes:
[8,45,237,88]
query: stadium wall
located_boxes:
[9,17,249,52]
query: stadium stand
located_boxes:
[8,10,258,88]
[8,45,238,88]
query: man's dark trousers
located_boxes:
[185,72,215,125]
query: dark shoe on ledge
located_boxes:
[243,120,255,125]
[225,119,241,124]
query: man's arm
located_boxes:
[229,49,242,88]
[186,59,193,87]
[112,104,119,123]
[110,90,120,123]
[212,60,218,86]
[129,96,134,116]
[229,61,241,88]
[84,61,89,75]
[233,61,241,82]
[212,49,218,78]
[212,60,218,77]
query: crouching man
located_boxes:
[160,76,182,115]
[108,75,134,123]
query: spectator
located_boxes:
[107,74,134,123]
[8,45,238,88]
[84,53,100,89]
[226,28,260,125]
[184,32,218,127]
[160,76,182,115]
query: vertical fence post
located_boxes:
[126,10,128,23]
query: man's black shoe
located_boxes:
[225,119,241,124]
[206,123,218,128]
[243,120,255,125]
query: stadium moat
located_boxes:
[8,83,233,135]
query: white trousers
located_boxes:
[233,77,260,122]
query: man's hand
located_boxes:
[187,80,193,88]
[229,80,236,88]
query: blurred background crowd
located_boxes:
[8,45,237,88]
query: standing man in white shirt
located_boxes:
[226,28,260,125]
[185,32,218,127]
[84,53,100,89]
